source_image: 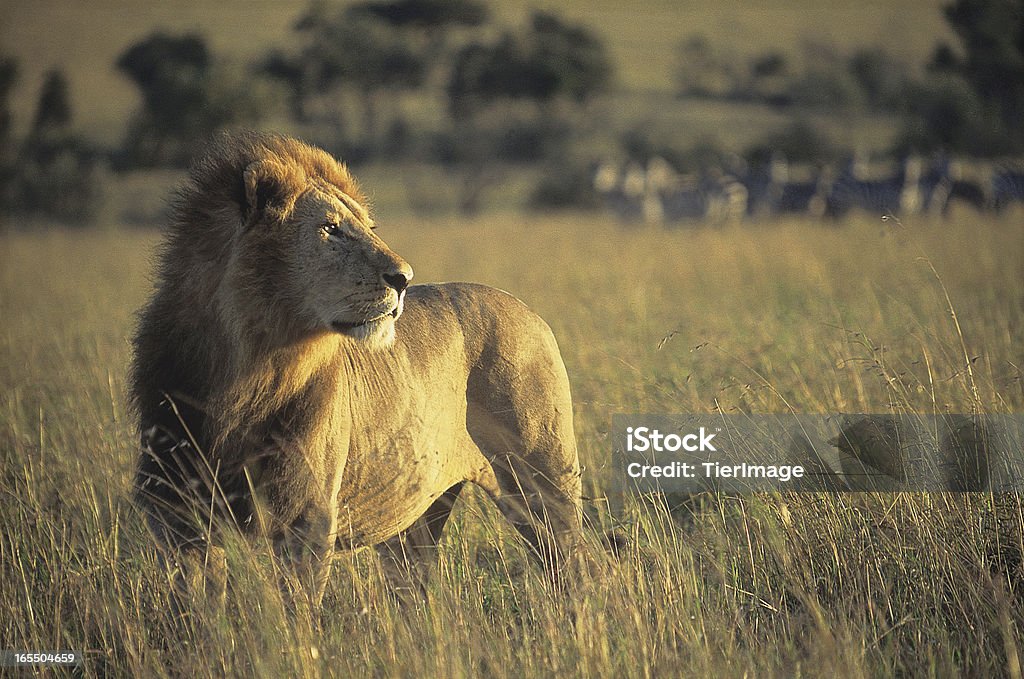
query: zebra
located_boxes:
[741,154,787,217]
[593,159,645,222]
[926,157,990,215]
[645,158,746,226]
[741,154,830,218]
[768,154,830,218]
[705,170,748,224]
[825,155,924,219]
[775,174,830,217]
[992,163,1024,212]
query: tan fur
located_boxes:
[130,132,583,610]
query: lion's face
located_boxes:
[284,183,413,347]
[228,172,413,350]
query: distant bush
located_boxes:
[495,118,570,163]
[2,70,105,225]
[619,127,686,167]
[528,158,600,210]
[448,11,612,118]
[897,74,1014,155]
[421,9,611,211]
[742,51,790,104]
[380,119,416,160]
[674,34,739,98]
[848,49,910,112]
[0,56,19,210]
[787,68,865,110]
[7,141,105,224]
[349,0,488,29]
[427,111,570,165]
[745,119,841,164]
[676,38,915,116]
[939,0,1023,140]
[907,0,1024,155]
[617,127,729,174]
[260,3,449,158]
[115,32,280,168]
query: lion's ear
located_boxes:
[242,159,289,226]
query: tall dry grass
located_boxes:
[1,212,1022,677]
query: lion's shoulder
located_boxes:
[399,282,558,362]
[404,282,536,328]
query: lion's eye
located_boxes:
[322,222,343,237]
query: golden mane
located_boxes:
[169,130,368,241]
[133,131,372,453]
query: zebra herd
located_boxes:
[593,154,1024,225]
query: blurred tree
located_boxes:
[674,34,739,98]
[350,0,487,29]
[751,53,786,79]
[259,50,309,121]
[943,0,1024,127]
[0,56,19,213]
[4,68,104,225]
[898,74,1010,154]
[848,49,910,112]
[116,32,272,167]
[927,0,1024,151]
[745,51,789,104]
[29,70,73,140]
[0,58,18,155]
[529,157,600,211]
[530,12,611,101]
[117,33,210,130]
[447,11,611,118]
[443,11,610,214]
[294,5,426,94]
[929,43,960,72]
[787,68,864,110]
[350,0,488,92]
[261,4,428,153]
[745,119,840,164]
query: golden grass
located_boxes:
[1,212,1022,676]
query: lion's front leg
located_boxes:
[271,503,338,611]
[136,427,231,619]
[143,511,228,620]
[166,544,228,617]
[250,431,346,612]
[376,483,464,598]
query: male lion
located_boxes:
[130,131,583,610]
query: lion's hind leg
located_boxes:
[376,483,464,598]
[479,449,584,586]
[463,307,585,586]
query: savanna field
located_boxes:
[1,206,1022,677]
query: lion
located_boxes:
[129,131,583,610]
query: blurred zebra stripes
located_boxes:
[593,153,1024,225]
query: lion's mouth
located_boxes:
[331,306,400,333]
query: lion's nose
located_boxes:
[382,264,412,294]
